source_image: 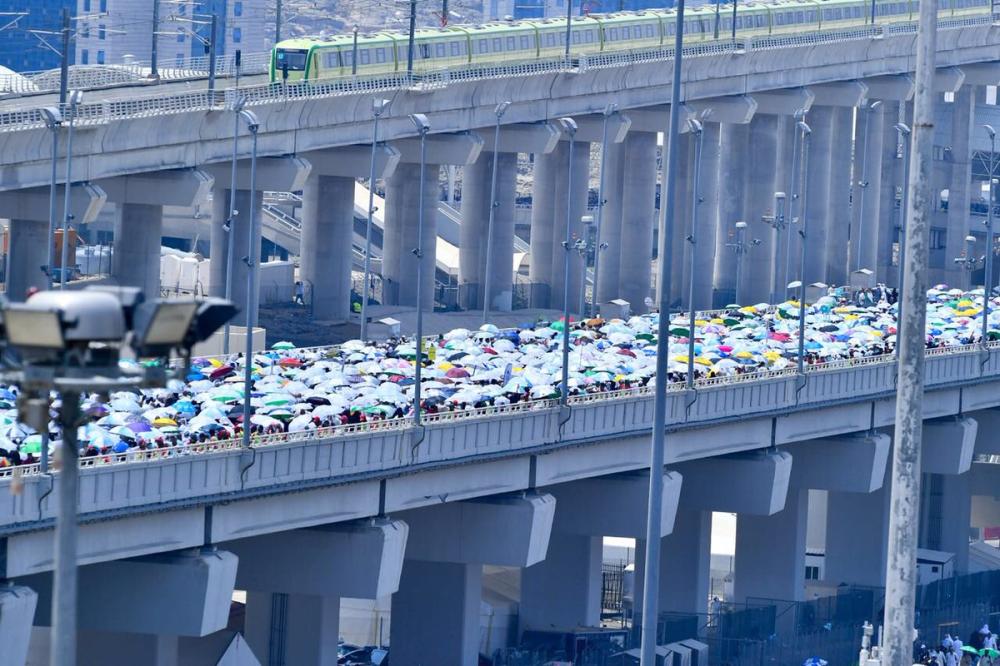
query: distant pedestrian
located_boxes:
[294,281,305,305]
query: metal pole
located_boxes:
[870,0,877,24]
[714,0,721,39]
[564,0,573,60]
[59,95,78,291]
[352,26,359,75]
[441,0,449,25]
[795,121,812,377]
[483,101,510,325]
[560,122,577,407]
[768,193,785,304]
[51,389,81,666]
[275,0,283,43]
[247,128,259,329]
[895,123,911,306]
[735,222,746,303]
[45,117,61,291]
[591,105,616,317]
[241,118,259,450]
[207,14,217,93]
[361,100,387,341]
[59,8,69,106]
[641,0,684,661]
[412,118,430,426]
[983,126,996,348]
[406,0,417,74]
[856,101,882,271]
[730,0,738,42]
[882,0,936,658]
[686,119,704,390]
[151,0,160,80]
[222,99,242,355]
[784,113,803,298]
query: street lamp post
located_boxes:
[794,119,812,377]
[482,100,512,325]
[564,0,573,60]
[761,191,786,304]
[361,98,391,342]
[784,110,806,298]
[557,117,578,407]
[728,220,761,303]
[222,96,248,355]
[894,121,912,331]
[410,113,431,426]
[685,118,704,390]
[591,103,618,317]
[982,124,996,347]
[576,216,592,316]
[239,109,259,452]
[954,235,980,278]
[40,107,62,291]
[58,90,82,292]
[856,100,883,271]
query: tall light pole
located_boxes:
[410,113,431,426]
[982,124,996,348]
[352,25,359,75]
[406,0,418,74]
[729,220,760,303]
[894,121,912,330]
[222,96,248,355]
[564,0,573,60]
[150,0,160,80]
[239,108,259,452]
[591,103,618,317]
[856,100,883,271]
[58,90,82,291]
[685,117,704,390]
[794,119,812,377]
[275,0,283,43]
[482,100,511,325]
[784,109,806,298]
[361,98,391,341]
[40,107,62,291]
[642,0,685,662]
[557,117,578,407]
[761,192,786,304]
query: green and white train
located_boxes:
[270,0,991,81]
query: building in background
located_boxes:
[74,0,268,67]
[0,0,76,72]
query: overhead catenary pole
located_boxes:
[983,125,996,348]
[406,0,418,74]
[855,100,883,271]
[483,101,511,325]
[685,118,704,390]
[275,0,283,43]
[151,0,160,80]
[59,8,70,106]
[564,0,573,59]
[42,108,61,291]
[410,113,431,426]
[558,117,578,407]
[730,0,738,41]
[794,120,812,377]
[641,0,685,662]
[207,13,218,93]
[240,109,260,451]
[361,99,389,341]
[591,104,617,317]
[58,92,81,291]
[882,0,937,659]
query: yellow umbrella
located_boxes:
[735,350,754,359]
[673,355,690,364]
[694,356,713,367]
[695,318,708,327]
[208,358,223,368]
[763,350,781,361]
[957,299,974,308]
[710,318,724,325]
[739,306,757,314]
[437,361,454,371]
[153,417,177,427]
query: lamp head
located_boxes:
[409,113,430,134]
[495,100,511,118]
[775,191,787,201]
[374,98,390,115]
[238,109,259,132]
[797,121,812,135]
[603,102,618,116]
[556,117,577,136]
[735,221,748,229]
[39,107,62,129]
[986,124,997,140]
[894,122,911,136]
[230,95,247,114]
[686,118,703,135]
[870,100,883,110]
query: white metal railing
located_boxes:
[0,17,991,134]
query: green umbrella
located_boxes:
[21,434,44,454]
[272,341,295,350]
[669,327,690,336]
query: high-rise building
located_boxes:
[74,0,268,68]
[0,0,76,72]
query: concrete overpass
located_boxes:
[2,343,1000,663]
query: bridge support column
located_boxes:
[876,101,902,286]
[802,106,834,285]
[743,115,779,304]
[713,124,749,306]
[550,141,590,313]
[0,584,36,666]
[734,487,809,603]
[634,508,713,616]
[597,139,626,306]
[826,107,855,286]
[6,218,49,300]
[393,493,554,664]
[383,162,439,309]
[530,150,557,308]
[690,123,720,309]
[619,131,659,313]
[944,86,976,289]
[112,203,162,296]
[245,593,339,666]
[300,174,355,321]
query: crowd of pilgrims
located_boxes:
[0,284,996,469]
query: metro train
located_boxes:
[270,0,991,82]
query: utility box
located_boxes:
[851,268,876,289]
[677,639,708,666]
[370,317,401,340]
[601,298,631,320]
[805,282,828,303]
[53,228,78,268]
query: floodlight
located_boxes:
[238,109,259,132]
[797,121,811,135]
[556,117,577,135]
[131,300,199,357]
[85,285,144,328]
[409,113,430,133]
[187,298,240,345]
[39,107,62,129]
[985,124,996,140]
[374,98,391,115]
[3,306,64,349]
[495,101,511,117]
[775,191,787,200]
[687,118,703,134]
[735,221,748,229]
[787,280,803,289]
[26,291,125,343]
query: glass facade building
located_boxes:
[0,0,75,72]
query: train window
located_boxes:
[807,10,817,20]
[608,27,619,39]
[375,47,386,63]
[360,49,371,64]
[520,35,531,48]
[493,37,502,50]
[645,24,655,36]
[434,43,444,56]
[277,49,309,70]
[507,36,516,49]
[622,26,630,38]
[418,43,430,59]
[450,41,459,55]
[584,29,595,42]
[546,32,557,46]
[571,30,580,43]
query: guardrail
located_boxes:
[0,16,993,134]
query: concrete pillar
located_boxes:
[826,107,855,286]
[383,162,438,310]
[743,115,779,305]
[550,141,590,313]
[521,533,603,631]
[0,584,37,666]
[459,155,490,310]
[825,483,890,587]
[596,140,626,305]
[112,203,162,296]
[208,187,263,326]
[692,123,721,309]
[208,186,228,298]
[876,101,902,286]
[713,124,749,306]
[774,116,800,296]
[856,106,886,274]
[734,487,808,603]
[6,218,49,301]
[245,592,339,666]
[391,561,481,664]
[300,173,355,321]
[634,509,713,615]
[945,87,976,288]
[530,150,557,308]
[485,152,518,312]
[803,106,834,285]
[920,472,972,574]
[619,132,658,313]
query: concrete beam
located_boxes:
[392,132,483,165]
[301,144,400,179]
[971,494,1000,529]
[0,183,106,225]
[922,416,977,475]
[673,450,791,515]
[98,168,213,207]
[750,88,815,115]
[789,433,890,493]
[546,471,682,538]
[625,107,669,133]
[480,121,561,154]
[203,155,311,191]
[224,518,407,598]
[0,585,36,666]
[25,549,237,637]
[685,95,758,124]
[971,409,1000,456]
[560,113,631,143]
[864,74,915,100]
[807,81,868,107]
[959,62,1000,86]
[933,66,966,93]
[402,492,554,567]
